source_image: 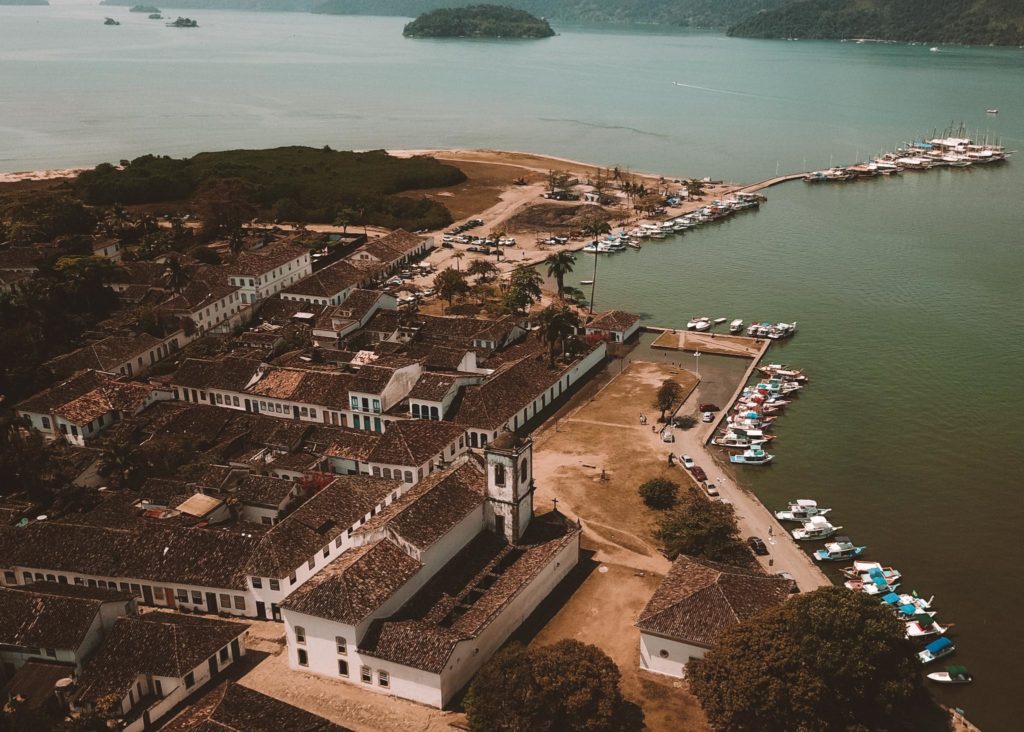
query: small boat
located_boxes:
[729,447,774,465]
[791,515,841,541]
[845,567,900,595]
[579,280,594,285]
[693,319,711,332]
[713,432,772,449]
[926,665,972,684]
[906,614,952,639]
[929,47,940,52]
[729,319,743,333]
[627,242,641,250]
[986,109,999,115]
[840,561,900,581]
[813,541,866,562]
[775,499,831,523]
[713,317,727,324]
[104,17,120,25]
[757,364,808,382]
[881,592,935,615]
[918,636,954,664]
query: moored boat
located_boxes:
[729,318,743,333]
[813,541,866,562]
[729,447,774,465]
[918,636,955,664]
[926,665,972,684]
[775,499,831,523]
[791,515,841,541]
[840,561,899,581]
[906,614,952,639]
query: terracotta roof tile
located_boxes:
[636,555,794,647]
[366,420,465,467]
[0,583,131,651]
[162,681,350,732]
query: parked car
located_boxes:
[699,403,721,412]
[703,482,719,497]
[681,455,695,470]
[702,411,715,422]
[747,536,769,556]
[691,466,707,482]
[441,241,453,249]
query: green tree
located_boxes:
[544,250,576,297]
[503,264,543,314]
[685,178,706,198]
[162,257,190,293]
[655,487,747,563]
[536,304,580,366]
[188,244,222,265]
[653,378,682,422]
[195,177,259,242]
[638,477,679,509]
[464,640,632,732]
[2,195,96,241]
[433,267,468,313]
[689,586,944,732]
[467,258,498,282]
[333,207,355,233]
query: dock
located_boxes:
[650,328,765,358]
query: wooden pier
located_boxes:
[651,329,765,358]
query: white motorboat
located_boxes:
[906,614,952,639]
[713,317,727,325]
[775,499,831,523]
[729,319,743,333]
[687,316,711,330]
[926,665,972,684]
[918,637,954,664]
[729,447,774,465]
[791,515,841,541]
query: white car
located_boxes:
[702,411,715,422]
[681,455,695,470]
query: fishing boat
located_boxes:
[906,614,952,639]
[580,280,594,285]
[791,515,841,541]
[845,567,899,595]
[757,364,808,382]
[775,499,831,523]
[713,432,772,449]
[729,319,743,333]
[918,637,955,664]
[104,17,120,25]
[813,541,866,562]
[729,447,774,465]
[986,109,999,115]
[881,592,935,615]
[840,561,900,582]
[926,665,972,684]
[627,242,641,250]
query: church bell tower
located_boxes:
[483,431,534,544]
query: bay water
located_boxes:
[2,4,1022,728]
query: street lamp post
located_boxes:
[693,349,701,377]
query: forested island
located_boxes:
[729,0,1024,46]
[129,4,161,11]
[0,0,49,5]
[403,5,554,39]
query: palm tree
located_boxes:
[451,250,466,271]
[581,220,611,315]
[544,251,577,297]
[163,258,190,294]
[537,305,581,365]
[467,258,498,283]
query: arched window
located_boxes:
[494,463,505,486]
[519,458,528,482]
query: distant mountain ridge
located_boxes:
[99,0,788,29]
[728,0,1024,46]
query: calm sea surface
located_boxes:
[3,4,1023,728]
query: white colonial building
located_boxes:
[280,434,580,709]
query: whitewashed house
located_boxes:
[0,583,136,676]
[226,244,312,304]
[584,310,641,343]
[636,555,794,678]
[72,613,248,732]
[280,434,581,708]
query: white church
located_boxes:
[280,432,581,708]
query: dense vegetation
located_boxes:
[75,147,466,230]
[403,5,555,38]
[729,0,1024,45]
[689,587,948,731]
[464,640,639,731]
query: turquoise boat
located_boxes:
[729,447,774,465]
[813,541,866,562]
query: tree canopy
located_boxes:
[655,486,749,564]
[653,378,682,420]
[638,477,679,509]
[503,264,543,314]
[689,586,947,732]
[464,640,635,732]
[75,147,466,231]
[433,267,469,311]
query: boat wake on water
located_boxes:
[671,81,775,100]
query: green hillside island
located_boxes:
[75,147,467,230]
[403,5,554,38]
[129,4,161,12]
[729,0,1024,46]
